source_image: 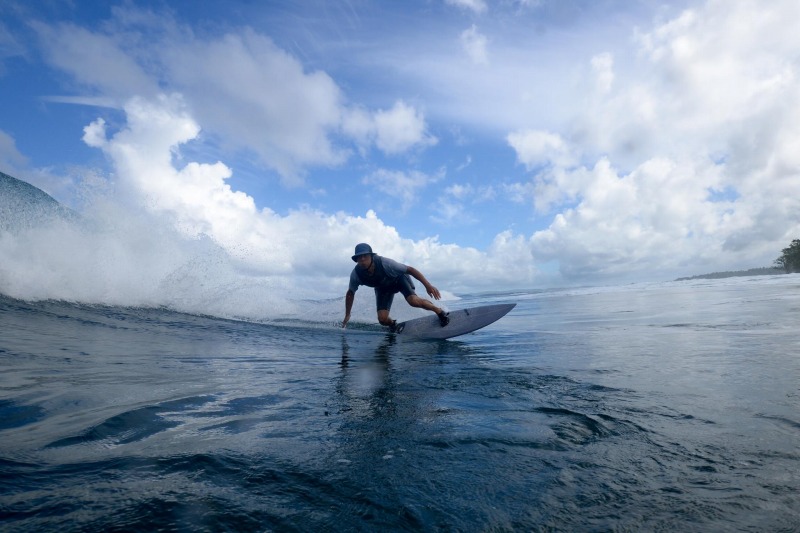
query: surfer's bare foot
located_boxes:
[388,319,398,333]
[438,311,449,327]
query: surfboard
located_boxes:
[393,303,516,340]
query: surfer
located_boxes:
[342,243,449,331]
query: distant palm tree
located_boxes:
[774,239,800,273]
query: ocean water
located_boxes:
[1,275,798,531]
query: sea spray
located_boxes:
[0,172,328,322]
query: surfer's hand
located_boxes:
[426,284,441,300]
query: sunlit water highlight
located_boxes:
[1,275,799,531]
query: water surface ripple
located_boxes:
[1,276,799,530]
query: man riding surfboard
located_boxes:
[342,243,449,331]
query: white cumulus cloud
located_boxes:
[445,0,488,15]
[362,167,445,212]
[33,17,438,187]
[75,95,538,295]
[460,25,489,65]
[373,101,438,155]
[507,0,800,280]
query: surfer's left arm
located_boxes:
[406,266,442,300]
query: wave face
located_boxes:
[0,171,76,233]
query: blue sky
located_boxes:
[2,0,800,297]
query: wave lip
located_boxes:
[0,171,77,233]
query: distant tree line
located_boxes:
[774,239,800,273]
[675,267,783,281]
[675,239,799,281]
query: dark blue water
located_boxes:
[1,276,799,531]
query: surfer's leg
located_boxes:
[377,309,393,325]
[405,294,440,313]
[401,277,448,325]
[400,276,441,313]
[375,289,395,326]
[406,294,449,326]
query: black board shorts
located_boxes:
[374,274,416,311]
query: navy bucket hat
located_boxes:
[351,243,375,261]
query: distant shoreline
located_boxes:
[675,267,784,281]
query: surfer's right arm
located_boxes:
[342,290,355,328]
